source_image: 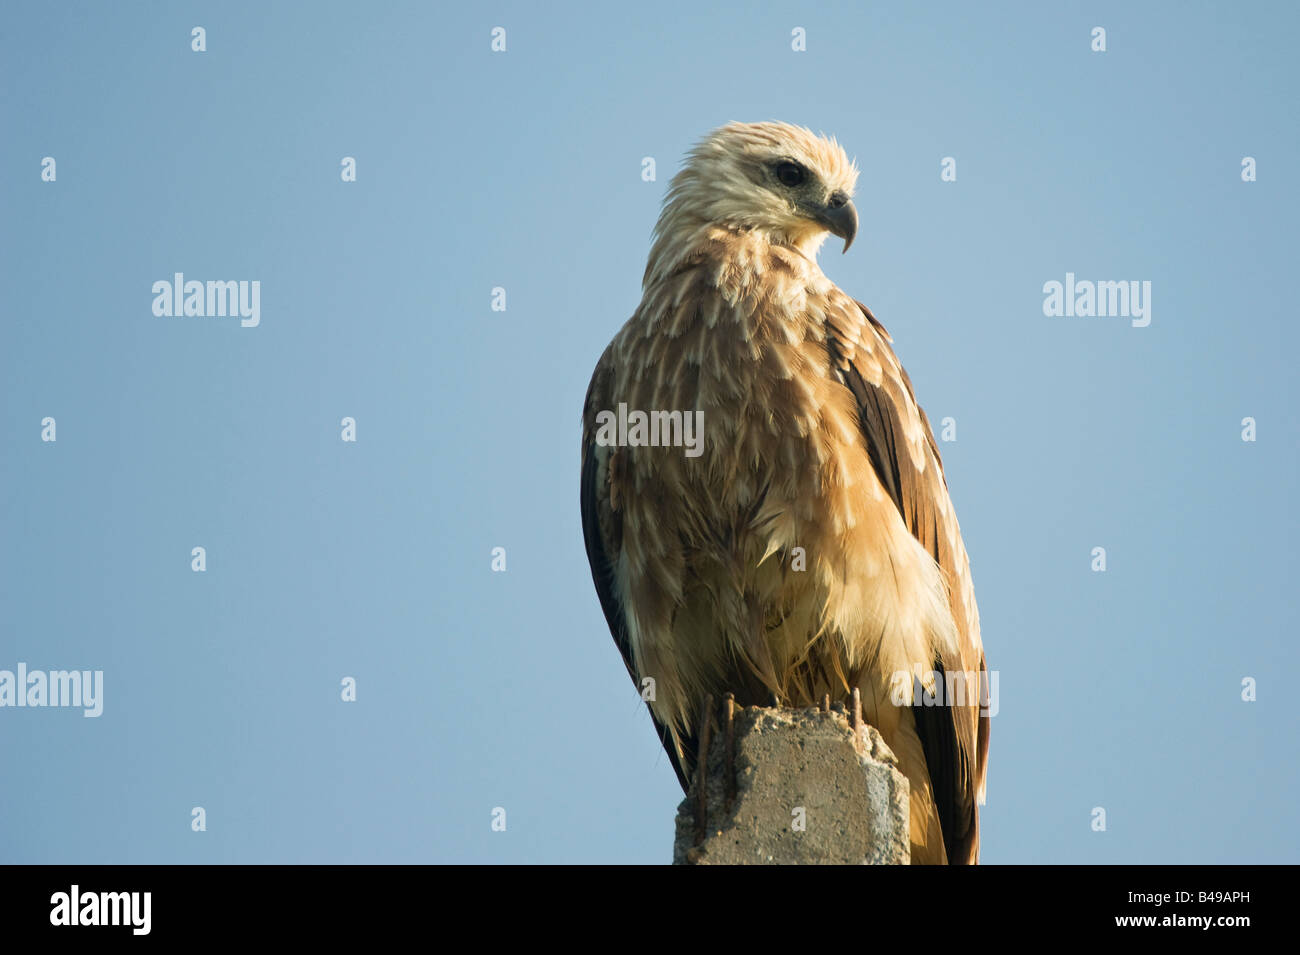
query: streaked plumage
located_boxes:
[581,122,988,864]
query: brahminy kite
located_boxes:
[580,122,989,864]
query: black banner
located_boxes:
[0,864,1275,941]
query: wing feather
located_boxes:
[826,297,989,864]
[580,356,692,790]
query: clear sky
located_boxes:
[2,1,1297,864]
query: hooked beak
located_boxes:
[819,191,858,253]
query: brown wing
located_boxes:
[825,297,989,864]
[580,349,693,790]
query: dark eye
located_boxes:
[775,161,805,187]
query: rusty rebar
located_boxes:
[723,693,736,812]
[693,694,714,844]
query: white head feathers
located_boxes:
[646,121,860,285]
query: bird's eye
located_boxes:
[775,161,806,187]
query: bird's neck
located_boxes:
[644,219,825,291]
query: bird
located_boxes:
[580,121,989,864]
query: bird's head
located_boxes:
[654,121,860,262]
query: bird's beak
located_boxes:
[819,193,858,253]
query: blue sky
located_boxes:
[2,1,1297,863]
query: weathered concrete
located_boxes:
[672,703,910,865]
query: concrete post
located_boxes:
[672,703,910,865]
